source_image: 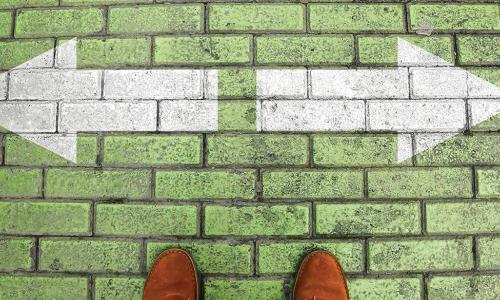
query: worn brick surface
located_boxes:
[428,275,500,300]
[0,238,34,272]
[94,276,144,300]
[477,168,500,198]
[0,39,54,69]
[348,277,422,300]
[204,279,286,300]
[0,276,88,299]
[0,168,42,197]
[477,236,500,270]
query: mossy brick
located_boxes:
[458,35,500,65]
[147,242,252,274]
[369,238,473,272]
[262,170,364,199]
[0,12,12,38]
[477,168,500,198]
[0,39,54,69]
[257,241,363,274]
[15,8,104,38]
[478,236,500,270]
[154,36,251,65]
[316,202,421,236]
[358,35,453,65]
[468,67,500,87]
[426,201,500,234]
[95,276,144,300]
[39,239,141,273]
[204,204,310,237]
[256,35,354,65]
[218,68,256,98]
[45,168,151,199]
[416,134,500,166]
[0,238,34,272]
[71,38,151,68]
[209,4,304,33]
[218,101,257,131]
[0,276,88,300]
[155,170,255,200]
[95,204,197,237]
[368,167,473,199]
[103,135,201,166]
[0,0,57,8]
[207,134,308,166]
[64,0,151,5]
[428,275,500,300]
[0,168,42,197]
[5,134,97,166]
[108,5,203,34]
[348,277,422,300]
[408,4,500,32]
[313,134,411,167]
[310,4,405,33]
[204,279,286,300]
[0,201,90,235]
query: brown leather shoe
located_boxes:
[143,249,198,300]
[294,250,349,300]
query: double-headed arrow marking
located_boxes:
[1,38,499,162]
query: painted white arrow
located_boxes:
[0,38,499,163]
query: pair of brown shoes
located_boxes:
[143,249,349,300]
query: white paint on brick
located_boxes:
[14,45,54,69]
[55,39,77,69]
[397,134,413,163]
[103,70,204,100]
[59,101,157,132]
[159,100,218,132]
[0,102,57,132]
[310,68,409,99]
[397,38,452,67]
[467,72,500,99]
[257,69,307,99]
[0,73,7,100]
[410,67,467,99]
[205,69,218,100]
[260,100,365,131]
[9,69,102,100]
[469,99,500,127]
[414,133,457,156]
[368,100,467,132]
[18,133,77,162]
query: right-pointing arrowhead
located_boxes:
[19,134,78,163]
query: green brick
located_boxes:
[358,35,453,65]
[468,67,500,87]
[45,168,151,199]
[0,0,57,8]
[103,135,201,166]
[0,39,53,69]
[204,204,309,237]
[0,12,12,38]
[95,204,197,237]
[218,101,257,131]
[207,134,308,166]
[313,134,411,167]
[40,239,140,273]
[204,279,285,300]
[258,241,363,274]
[427,201,500,234]
[428,275,500,300]
[477,168,500,198]
[310,4,404,33]
[369,238,473,272]
[316,202,420,236]
[15,8,104,37]
[0,276,88,300]
[154,36,251,65]
[348,277,422,300]
[94,277,144,300]
[108,5,202,34]
[458,35,500,65]
[5,134,97,166]
[0,238,34,272]
[209,4,304,32]
[155,170,255,200]
[147,242,252,274]
[416,134,500,166]
[0,168,42,197]
[64,0,150,5]
[256,35,353,65]
[478,236,500,270]
[72,38,150,68]
[218,68,256,98]
[368,167,473,199]
[262,170,364,199]
[409,4,500,32]
[0,201,90,235]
